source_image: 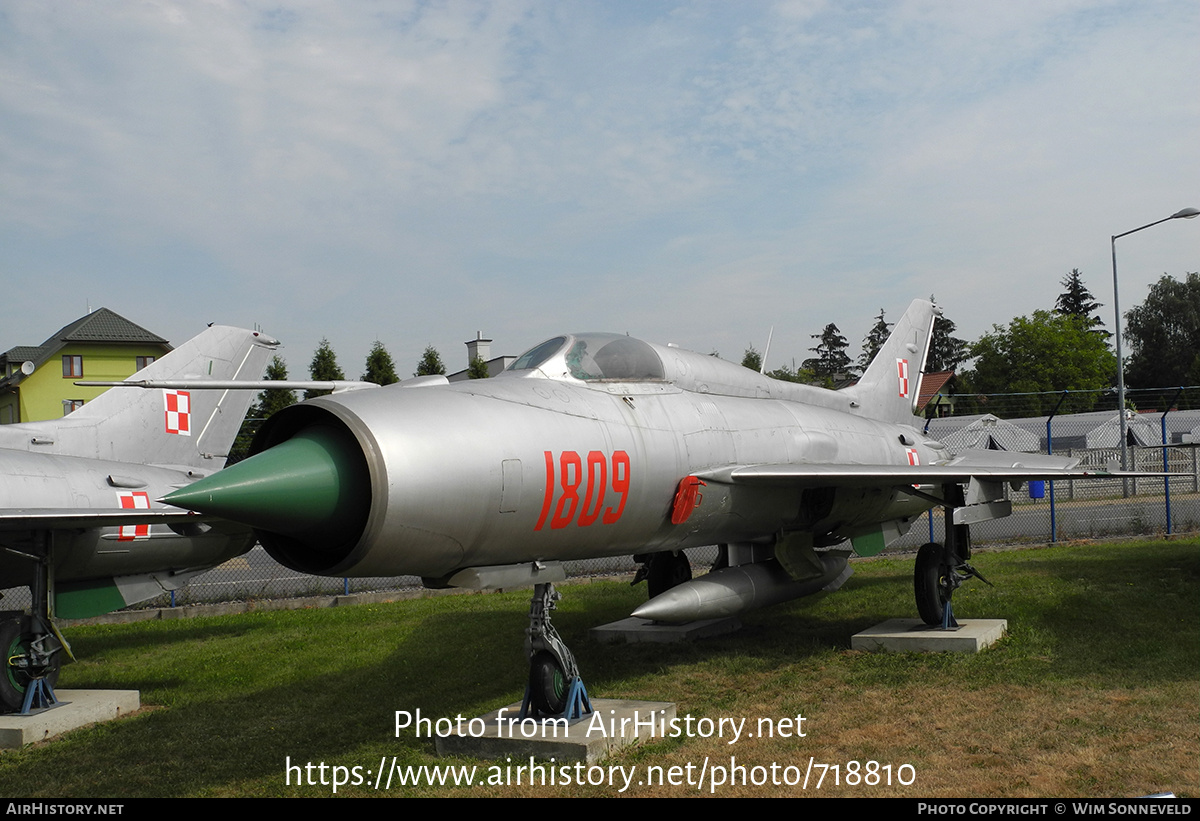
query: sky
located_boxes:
[1,1,1197,378]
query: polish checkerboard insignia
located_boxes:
[896,358,909,398]
[164,389,191,435]
[117,491,151,541]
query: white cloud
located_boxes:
[0,1,1195,372]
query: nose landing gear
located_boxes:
[521,583,592,720]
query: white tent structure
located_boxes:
[1084,411,1160,448]
[937,414,1040,452]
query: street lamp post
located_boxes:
[1111,207,1200,474]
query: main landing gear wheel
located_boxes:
[645,551,692,598]
[0,619,60,713]
[632,551,692,598]
[529,651,567,716]
[914,542,951,627]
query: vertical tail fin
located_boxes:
[840,299,938,424]
[12,326,279,470]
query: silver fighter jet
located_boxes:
[0,325,278,711]
[163,300,1131,714]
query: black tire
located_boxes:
[914,542,949,626]
[711,544,729,573]
[1,619,60,713]
[647,552,692,598]
[529,651,567,716]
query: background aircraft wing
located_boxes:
[76,379,380,393]
[0,508,212,531]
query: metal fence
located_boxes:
[906,392,1200,550]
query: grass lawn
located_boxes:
[1,538,1195,797]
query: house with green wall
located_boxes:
[0,308,172,424]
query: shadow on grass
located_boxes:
[1,539,1195,796]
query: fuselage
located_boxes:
[230,333,940,580]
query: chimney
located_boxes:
[465,331,492,366]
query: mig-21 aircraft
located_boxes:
[0,324,281,711]
[160,299,1132,716]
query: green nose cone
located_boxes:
[163,426,368,539]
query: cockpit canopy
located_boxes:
[506,333,666,382]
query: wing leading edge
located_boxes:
[0,508,211,532]
[694,451,1153,489]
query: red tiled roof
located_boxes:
[918,370,955,409]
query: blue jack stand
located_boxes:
[561,677,591,720]
[20,676,59,715]
[520,675,592,721]
[940,598,960,630]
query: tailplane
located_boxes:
[839,299,937,424]
[3,326,279,470]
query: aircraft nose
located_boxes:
[162,425,369,544]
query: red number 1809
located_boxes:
[534,450,631,530]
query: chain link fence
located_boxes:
[903,385,1200,549]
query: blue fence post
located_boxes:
[1161,389,1182,535]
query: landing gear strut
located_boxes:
[1,616,61,713]
[520,583,591,720]
[912,484,993,628]
[2,532,66,713]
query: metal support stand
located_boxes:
[941,598,958,630]
[20,675,59,714]
[520,582,592,721]
[520,674,592,721]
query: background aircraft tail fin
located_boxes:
[25,326,279,470]
[840,299,937,424]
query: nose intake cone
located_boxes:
[163,425,369,542]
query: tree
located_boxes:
[766,362,816,383]
[858,309,891,372]
[740,346,762,372]
[802,323,853,379]
[230,355,295,463]
[927,296,968,372]
[467,356,490,379]
[962,310,1116,417]
[414,345,446,377]
[1124,272,1200,400]
[362,341,399,385]
[306,338,345,399]
[1054,269,1106,334]
[257,355,298,417]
